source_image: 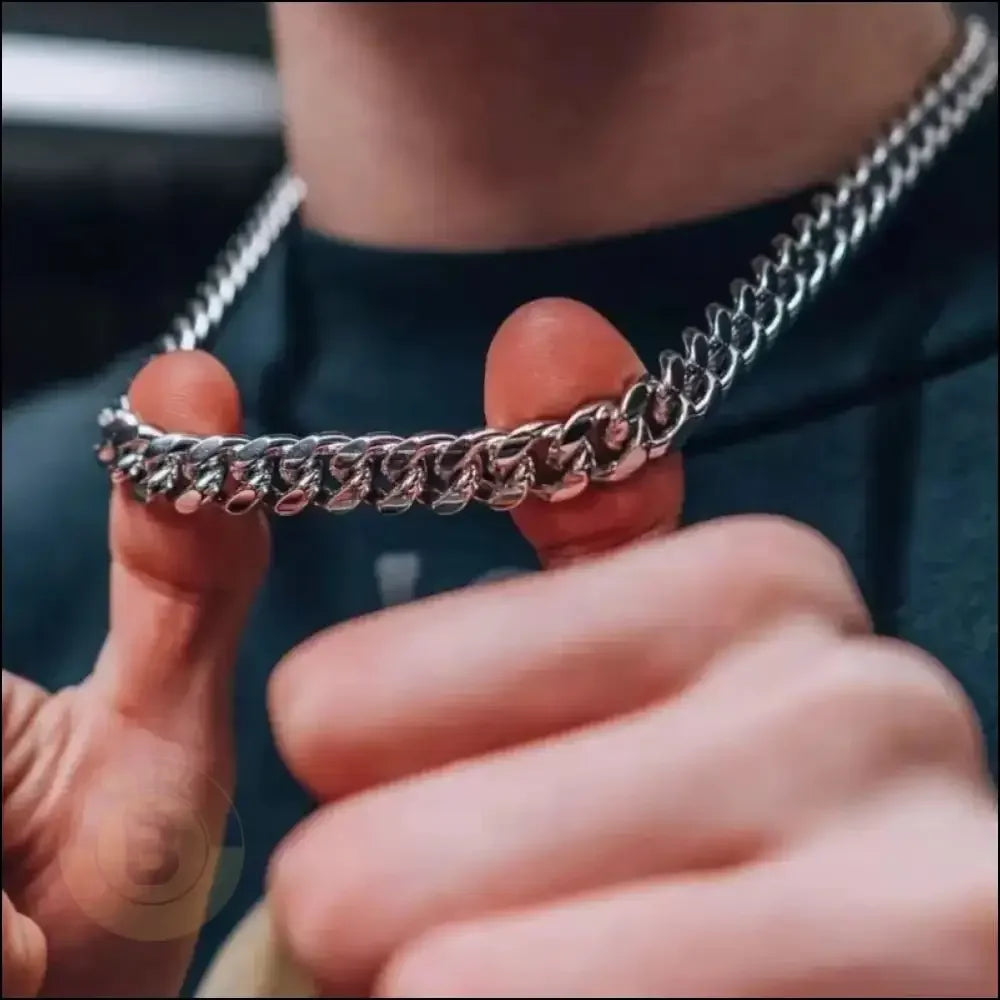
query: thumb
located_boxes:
[484,298,684,568]
[2,892,46,998]
[100,351,269,723]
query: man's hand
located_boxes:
[267,300,998,998]
[2,353,268,998]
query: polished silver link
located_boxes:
[96,18,998,516]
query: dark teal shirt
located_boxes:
[3,96,996,987]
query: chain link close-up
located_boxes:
[95,17,999,517]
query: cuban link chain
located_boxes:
[95,17,998,517]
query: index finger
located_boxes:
[270,516,869,801]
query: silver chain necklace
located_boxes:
[96,18,998,517]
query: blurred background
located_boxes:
[2,2,997,408]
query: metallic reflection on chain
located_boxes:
[95,18,998,517]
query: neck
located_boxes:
[271,2,955,250]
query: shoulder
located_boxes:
[1,356,138,684]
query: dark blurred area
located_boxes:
[2,2,998,408]
[1,2,279,407]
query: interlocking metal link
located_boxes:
[96,18,998,517]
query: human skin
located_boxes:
[3,3,996,997]
[260,11,994,991]
[2,354,269,998]
[4,304,996,998]
[264,301,998,998]
[271,2,953,249]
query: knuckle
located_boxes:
[267,825,330,976]
[267,647,308,760]
[268,627,330,721]
[268,802,390,987]
[375,925,479,999]
[681,515,869,631]
[795,636,984,772]
[267,630,343,784]
[951,874,1000,991]
[267,664,291,745]
[720,515,855,589]
[268,637,386,799]
[703,512,831,553]
[922,809,999,995]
